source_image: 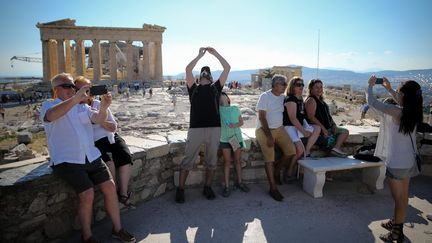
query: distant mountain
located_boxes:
[172,66,432,90]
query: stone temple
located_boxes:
[36,19,165,83]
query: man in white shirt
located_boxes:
[40,73,135,243]
[255,75,295,201]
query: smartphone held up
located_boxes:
[89,85,108,96]
[375,78,384,85]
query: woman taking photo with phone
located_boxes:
[367,76,423,242]
[74,76,135,208]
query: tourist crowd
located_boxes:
[40,47,424,243]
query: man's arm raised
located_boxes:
[185,47,206,88]
[206,47,231,86]
[44,86,90,122]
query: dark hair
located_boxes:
[221,91,230,105]
[307,79,325,101]
[399,80,423,134]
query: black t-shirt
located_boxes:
[187,80,222,128]
[283,95,306,126]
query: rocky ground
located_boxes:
[0,87,379,164]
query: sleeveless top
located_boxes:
[283,95,306,126]
[308,96,334,129]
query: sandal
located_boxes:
[118,191,136,209]
[379,223,404,243]
[381,218,394,231]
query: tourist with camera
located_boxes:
[74,76,135,209]
[367,76,423,242]
[40,73,135,243]
[175,47,230,203]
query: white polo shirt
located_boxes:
[256,90,285,129]
[40,98,101,165]
[91,99,116,144]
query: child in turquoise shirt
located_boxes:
[219,92,249,197]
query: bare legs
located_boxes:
[222,148,243,186]
[106,161,131,198]
[388,177,411,224]
[78,179,122,240]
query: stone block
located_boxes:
[174,170,205,187]
[153,183,166,197]
[250,160,265,167]
[19,214,47,230]
[44,215,71,239]
[28,194,48,214]
[140,188,152,200]
[17,132,32,144]
[145,160,161,175]
[161,170,172,180]
[23,230,44,243]
[131,159,143,177]
[146,144,170,160]
[241,168,267,181]
[172,156,185,165]
[346,134,364,144]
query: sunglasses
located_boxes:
[57,83,76,90]
[295,83,304,87]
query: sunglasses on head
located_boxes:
[295,82,304,87]
[57,83,76,90]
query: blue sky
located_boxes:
[0,0,431,77]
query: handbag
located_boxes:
[409,133,422,172]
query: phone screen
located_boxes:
[375,78,383,84]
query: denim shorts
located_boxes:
[219,142,244,150]
[385,164,419,180]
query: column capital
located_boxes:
[126,40,133,45]
[141,40,149,45]
[91,39,100,44]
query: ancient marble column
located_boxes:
[142,40,150,81]
[109,40,118,82]
[64,40,72,74]
[154,41,163,81]
[126,40,133,81]
[56,39,65,73]
[75,39,84,76]
[91,39,101,81]
[42,39,51,82]
[48,40,58,79]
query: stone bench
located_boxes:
[298,156,385,198]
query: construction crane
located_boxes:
[10,56,42,68]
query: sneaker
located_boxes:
[331,148,347,157]
[269,189,284,201]
[222,187,231,197]
[82,236,100,243]
[235,182,250,192]
[203,186,216,200]
[111,228,136,243]
[175,187,185,203]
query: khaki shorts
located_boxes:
[181,127,221,170]
[256,126,296,162]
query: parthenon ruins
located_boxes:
[36,19,165,82]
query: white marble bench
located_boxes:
[298,156,385,198]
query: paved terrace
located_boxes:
[67,176,432,243]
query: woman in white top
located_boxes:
[74,76,134,208]
[367,76,423,243]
